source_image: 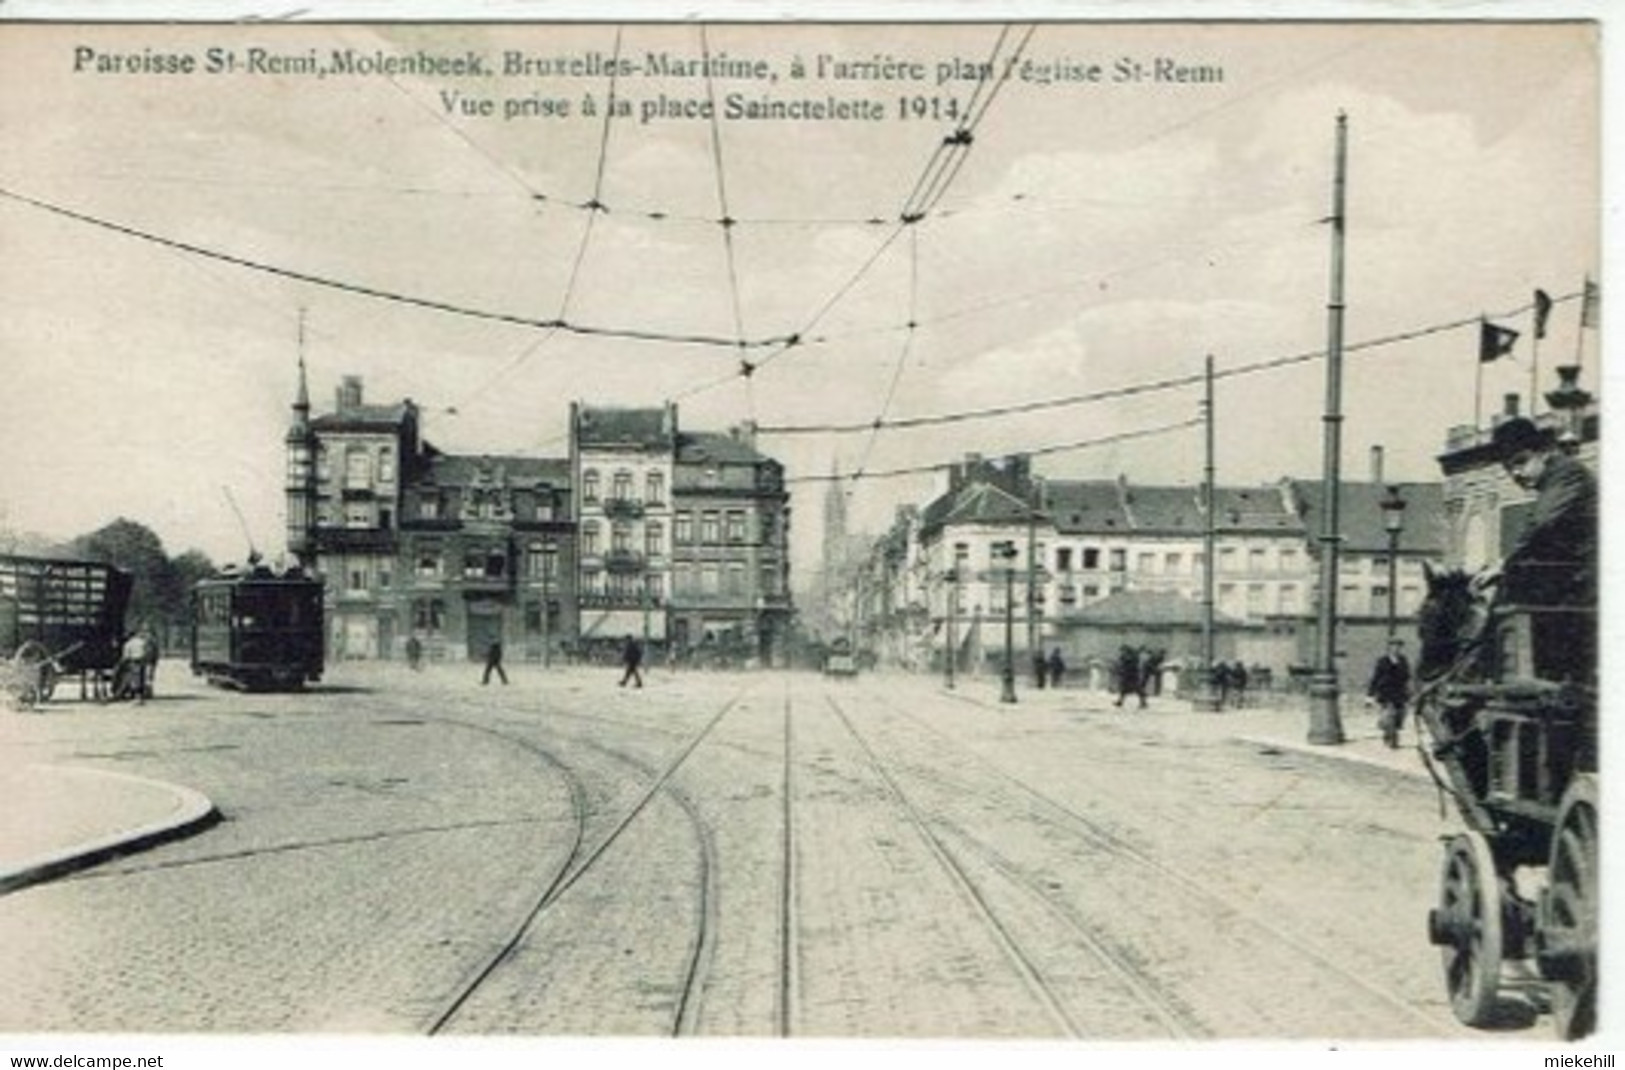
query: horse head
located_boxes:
[1415,563,1488,681]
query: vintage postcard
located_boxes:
[0,6,1609,1065]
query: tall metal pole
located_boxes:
[1308,112,1350,746]
[1000,556,1017,704]
[1196,354,1219,711]
[1026,489,1040,687]
[1386,530,1399,640]
[945,567,957,690]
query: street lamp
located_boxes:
[1379,484,1407,640]
[995,540,1018,704]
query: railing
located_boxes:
[602,497,645,519]
[604,549,645,573]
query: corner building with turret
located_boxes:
[284,370,791,666]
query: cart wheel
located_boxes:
[1436,831,1505,1027]
[1545,774,1598,1040]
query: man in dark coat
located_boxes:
[1046,647,1066,689]
[619,634,644,689]
[1366,637,1412,748]
[1113,645,1146,709]
[481,639,508,685]
[1480,417,1598,681]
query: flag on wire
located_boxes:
[1580,279,1601,328]
[1480,318,1519,362]
[1534,289,1553,339]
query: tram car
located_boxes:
[823,635,857,677]
[0,553,132,706]
[1413,567,1596,1039]
[191,561,324,691]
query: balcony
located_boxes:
[602,497,646,519]
[604,548,646,574]
[580,592,664,610]
[313,528,397,554]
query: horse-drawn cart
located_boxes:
[0,554,133,709]
[1415,571,1597,1039]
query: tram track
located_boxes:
[412,684,751,1035]
[863,684,1448,1035]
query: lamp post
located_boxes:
[1379,484,1407,640]
[995,540,1018,704]
[945,567,958,690]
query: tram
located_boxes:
[191,561,324,691]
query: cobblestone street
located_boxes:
[0,660,1534,1041]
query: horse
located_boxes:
[1414,564,1491,685]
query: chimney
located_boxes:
[1369,445,1384,485]
[336,375,363,411]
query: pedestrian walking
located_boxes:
[1211,660,1232,709]
[1046,647,1066,689]
[481,639,508,685]
[405,634,423,671]
[1366,638,1412,748]
[1229,660,1249,709]
[619,634,644,689]
[1143,648,1167,696]
[1113,644,1146,709]
[1033,651,1048,690]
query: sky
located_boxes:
[0,15,1604,586]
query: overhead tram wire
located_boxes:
[700,25,757,424]
[755,291,1577,439]
[0,186,798,351]
[446,26,629,415]
[688,21,1039,403]
[851,225,922,482]
[785,417,1202,486]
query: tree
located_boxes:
[70,519,214,644]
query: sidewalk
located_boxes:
[0,715,219,894]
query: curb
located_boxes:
[0,766,221,895]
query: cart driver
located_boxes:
[1473,417,1597,681]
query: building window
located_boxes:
[1249,547,1268,574]
[419,496,439,521]
[582,469,600,505]
[345,448,371,489]
[760,562,778,597]
[378,447,395,484]
[1137,552,1156,574]
[725,511,746,543]
[1219,547,1239,573]
[413,598,444,633]
[646,470,665,505]
[611,522,632,553]
[1246,584,1267,616]
[345,503,371,529]
[725,561,746,596]
[674,562,694,596]
[415,551,440,578]
[674,511,693,545]
[348,565,368,592]
[1165,552,1183,574]
[646,573,664,602]
[581,521,600,557]
[1108,549,1125,572]
[1059,583,1077,606]
[700,564,720,595]
[701,511,721,544]
[1083,548,1101,570]
[1278,584,1300,614]
[1056,547,1073,573]
[612,470,633,501]
[646,521,664,557]
[1279,548,1300,574]
[581,569,603,596]
[378,565,392,590]
[1341,584,1365,616]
